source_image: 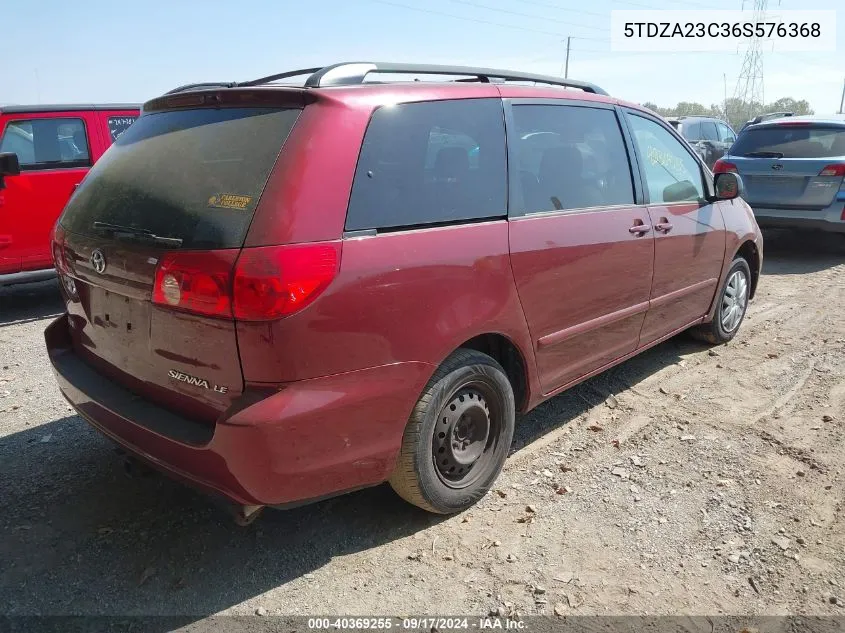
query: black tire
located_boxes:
[691,256,752,345]
[389,349,516,514]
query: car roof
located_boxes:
[748,114,845,129]
[147,61,646,112]
[0,104,140,114]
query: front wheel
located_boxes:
[389,349,515,514]
[691,256,751,345]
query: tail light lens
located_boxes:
[818,164,845,177]
[51,223,69,273]
[233,242,340,321]
[151,242,341,321]
[152,250,239,318]
[713,160,738,174]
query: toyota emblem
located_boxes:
[91,249,107,274]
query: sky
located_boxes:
[1,0,843,113]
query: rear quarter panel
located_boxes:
[236,221,540,407]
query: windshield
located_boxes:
[731,125,845,159]
[60,107,300,249]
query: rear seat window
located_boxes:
[60,107,300,249]
[346,99,507,231]
[511,105,635,213]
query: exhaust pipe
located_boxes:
[233,504,264,526]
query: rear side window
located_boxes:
[731,125,845,158]
[346,99,506,231]
[0,118,89,169]
[699,121,719,141]
[511,105,634,213]
[107,116,138,142]
[61,107,300,249]
[627,114,704,204]
[680,121,701,140]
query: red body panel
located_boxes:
[0,107,139,276]
[508,207,654,395]
[639,200,727,345]
[43,82,762,509]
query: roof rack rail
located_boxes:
[239,68,324,87]
[245,62,608,95]
[165,82,238,95]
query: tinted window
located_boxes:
[107,116,138,142]
[61,107,300,249]
[511,105,634,212]
[680,121,701,140]
[731,125,845,158]
[716,122,735,143]
[699,121,719,141]
[346,99,506,231]
[628,115,705,204]
[0,118,89,169]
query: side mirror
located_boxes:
[0,152,20,177]
[713,172,744,201]
[0,152,20,190]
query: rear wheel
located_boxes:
[389,349,515,514]
[691,256,751,344]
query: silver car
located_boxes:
[715,115,845,236]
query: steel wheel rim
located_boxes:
[720,270,748,333]
[432,380,502,489]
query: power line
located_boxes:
[511,0,607,19]
[371,0,569,37]
[449,0,610,31]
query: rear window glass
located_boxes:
[61,107,299,249]
[346,99,506,231]
[732,125,845,158]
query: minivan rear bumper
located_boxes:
[46,314,433,507]
[750,204,845,233]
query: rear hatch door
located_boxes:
[58,100,301,424]
[729,123,845,210]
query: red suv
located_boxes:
[44,63,762,521]
[0,104,139,285]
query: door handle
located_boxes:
[629,224,651,235]
[655,220,674,233]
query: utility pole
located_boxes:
[564,36,571,79]
[723,73,728,120]
[839,77,845,114]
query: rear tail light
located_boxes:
[713,159,738,174]
[233,242,340,321]
[151,242,341,321]
[51,223,69,274]
[152,250,239,318]
[818,164,845,177]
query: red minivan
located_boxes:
[43,63,762,522]
[0,104,139,285]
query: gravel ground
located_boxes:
[0,230,843,621]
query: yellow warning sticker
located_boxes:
[207,193,253,210]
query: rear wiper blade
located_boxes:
[743,151,784,158]
[92,222,183,247]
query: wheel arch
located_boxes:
[735,239,761,299]
[452,332,531,413]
